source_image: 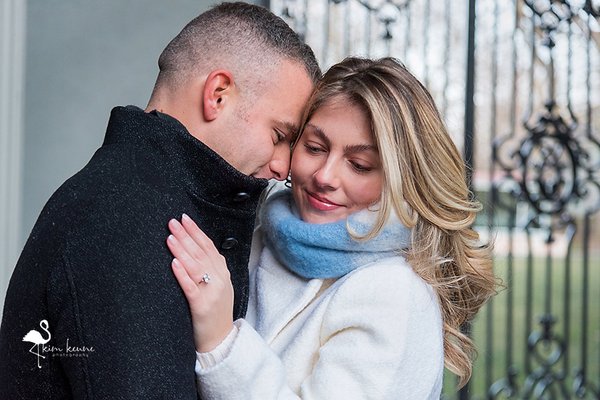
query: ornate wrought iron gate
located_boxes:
[270,0,600,398]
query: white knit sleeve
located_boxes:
[195,324,239,370]
[195,319,298,400]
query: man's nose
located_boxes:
[267,145,291,181]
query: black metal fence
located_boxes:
[270,0,600,398]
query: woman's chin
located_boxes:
[299,209,347,224]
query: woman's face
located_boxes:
[290,98,384,224]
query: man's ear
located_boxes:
[202,70,235,121]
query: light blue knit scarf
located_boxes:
[261,190,412,279]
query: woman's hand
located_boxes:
[167,214,234,353]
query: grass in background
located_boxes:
[442,253,600,399]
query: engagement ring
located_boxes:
[199,273,211,284]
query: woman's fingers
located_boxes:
[169,216,229,278]
[166,230,189,261]
[166,216,235,353]
[167,233,205,283]
[168,218,207,262]
[181,213,219,256]
[179,215,230,279]
[171,258,199,297]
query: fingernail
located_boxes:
[172,258,180,268]
[168,235,175,243]
[182,213,191,221]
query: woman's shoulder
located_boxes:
[319,255,444,376]
[340,256,434,295]
[326,255,440,319]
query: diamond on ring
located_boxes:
[200,273,211,284]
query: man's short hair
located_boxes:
[157,2,321,90]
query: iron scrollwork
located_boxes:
[273,0,413,51]
[492,0,600,398]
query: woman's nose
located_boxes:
[313,159,340,190]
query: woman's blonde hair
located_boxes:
[294,57,496,387]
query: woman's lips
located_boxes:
[306,191,343,211]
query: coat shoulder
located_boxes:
[334,256,436,304]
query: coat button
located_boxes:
[233,192,250,202]
[221,237,238,250]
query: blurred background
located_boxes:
[1,0,599,398]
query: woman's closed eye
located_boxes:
[304,143,326,154]
[349,160,373,173]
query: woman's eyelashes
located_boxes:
[349,160,373,173]
[303,141,375,174]
[304,142,326,154]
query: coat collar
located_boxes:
[102,106,268,211]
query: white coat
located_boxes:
[195,230,445,399]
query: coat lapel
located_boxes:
[252,246,324,344]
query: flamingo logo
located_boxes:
[22,319,51,368]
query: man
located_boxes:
[0,2,319,398]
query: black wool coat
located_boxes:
[0,106,268,399]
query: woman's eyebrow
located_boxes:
[305,123,377,154]
[344,143,377,154]
[305,123,331,147]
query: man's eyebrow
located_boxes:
[279,121,299,136]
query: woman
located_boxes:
[166,57,496,399]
